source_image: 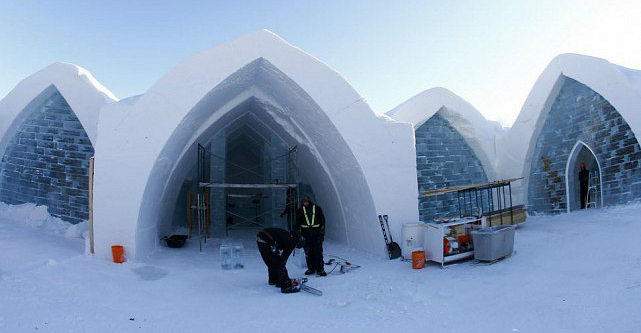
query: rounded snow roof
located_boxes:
[500,53,641,179]
[137,29,365,121]
[387,87,499,179]
[0,62,117,147]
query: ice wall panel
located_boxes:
[415,112,488,221]
[0,90,94,224]
[527,77,641,214]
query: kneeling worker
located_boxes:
[256,228,303,294]
[296,195,327,276]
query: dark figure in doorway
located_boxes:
[295,195,327,276]
[579,162,590,209]
[280,188,297,230]
[256,228,303,293]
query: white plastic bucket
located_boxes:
[401,223,426,259]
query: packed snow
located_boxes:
[0,202,639,332]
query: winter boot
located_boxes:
[304,269,315,275]
[281,280,301,294]
[317,270,327,277]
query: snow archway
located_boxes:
[500,54,641,207]
[0,63,116,224]
[0,86,95,223]
[137,58,376,255]
[523,74,641,214]
[93,30,418,260]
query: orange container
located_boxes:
[411,250,425,269]
[111,245,125,263]
[458,235,471,244]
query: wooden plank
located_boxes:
[88,156,95,255]
[486,206,527,226]
[199,183,297,189]
[422,178,523,197]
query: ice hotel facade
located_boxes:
[1,30,640,259]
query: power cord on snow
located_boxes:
[323,255,361,274]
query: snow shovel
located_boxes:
[378,215,402,260]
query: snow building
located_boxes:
[90,30,419,259]
[387,88,502,222]
[0,63,117,224]
[4,32,641,261]
[499,54,641,214]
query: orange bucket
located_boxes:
[411,250,425,269]
[111,245,125,263]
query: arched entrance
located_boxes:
[565,141,602,212]
[135,58,378,257]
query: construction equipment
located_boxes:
[378,215,401,260]
[586,170,600,209]
[324,255,361,274]
[188,189,210,237]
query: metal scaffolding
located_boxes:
[422,178,524,225]
[196,143,299,251]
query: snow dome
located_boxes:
[387,87,502,222]
[499,54,641,214]
[0,63,117,224]
[92,30,418,259]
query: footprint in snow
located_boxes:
[133,266,169,281]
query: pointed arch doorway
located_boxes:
[565,141,602,212]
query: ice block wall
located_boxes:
[527,76,641,214]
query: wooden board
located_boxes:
[486,206,527,227]
[421,178,523,197]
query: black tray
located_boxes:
[164,234,188,248]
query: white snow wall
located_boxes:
[93,30,418,260]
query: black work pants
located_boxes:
[257,242,291,288]
[580,185,588,209]
[304,235,324,272]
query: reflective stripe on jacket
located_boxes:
[300,205,320,228]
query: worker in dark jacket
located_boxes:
[579,162,590,209]
[295,196,327,276]
[256,228,303,293]
[280,188,297,230]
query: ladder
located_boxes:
[188,189,210,237]
[586,170,600,209]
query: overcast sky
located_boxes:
[1,0,640,126]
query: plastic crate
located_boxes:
[471,225,515,261]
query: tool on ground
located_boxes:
[292,277,323,296]
[378,215,402,260]
[324,255,361,274]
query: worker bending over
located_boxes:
[256,228,303,294]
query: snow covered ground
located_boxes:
[1,203,640,333]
